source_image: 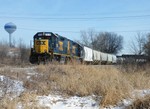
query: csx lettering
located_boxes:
[36,41,46,45]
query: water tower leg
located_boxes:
[9,34,11,47]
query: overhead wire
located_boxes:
[0,9,150,16]
[0,14,150,21]
[17,27,150,33]
[18,23,150,29]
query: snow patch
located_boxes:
[104,89,150,109]
[38,94,100,109]
[0,75,25,98]
[0,75,4,81]
[37,89,150,109]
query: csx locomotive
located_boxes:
[29,32,117,64]
[29,32,83,64]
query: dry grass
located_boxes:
[57,65,132,106]
[0,92,46,109]
[0,67,49,109]
[0,67,27,81]
[1,63,150,107]
[127,95,150,109]
[34,64,150,106]
[0,98,17,109]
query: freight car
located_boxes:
[82,46,116,64]
[29,32,117,64]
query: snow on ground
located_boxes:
[38,94,100,109]
[1,67,150,109]
[0,75,25,98]
[0,66,38,79]
[13,67,39,79]
[37,90,150,109]
[104,89,150,109]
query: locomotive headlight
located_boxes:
[45,33,51,36]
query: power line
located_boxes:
[0,9,150,16]
[1,22,149,31]
[18,23,150,29]
[0,14,150,21]
[17,27,150,33]
[18,28,80,33]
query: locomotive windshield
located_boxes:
[34,32,52,39]
[34,36,51,40]
[34,33,58,49]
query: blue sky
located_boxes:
[0,0,150,54]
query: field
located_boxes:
[0,63,150,109]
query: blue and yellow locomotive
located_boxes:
[29,32,83,64]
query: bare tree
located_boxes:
[12,38,16,48]
[80,29,96,48]
[0,41,9,63]
[18,39,30,63]
[92,32,123,54]
[79,30,123,54]
[130,32,146,55]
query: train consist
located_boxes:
[84,46,116,64]
[29,32,116,64]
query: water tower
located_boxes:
[4,22,17,47]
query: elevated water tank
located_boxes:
[4,22,17,47]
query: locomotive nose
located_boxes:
[35,39,49,53]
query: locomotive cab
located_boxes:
[33,32,56,54]
[30,32,57,64]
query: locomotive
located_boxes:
[29,32,117,64]
[29,32,83,64]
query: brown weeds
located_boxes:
[35,64,134,106]
[1,63,150,107]
[127,95,150,109]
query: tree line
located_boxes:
[79,29,150,60]
[0,39,30,66]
